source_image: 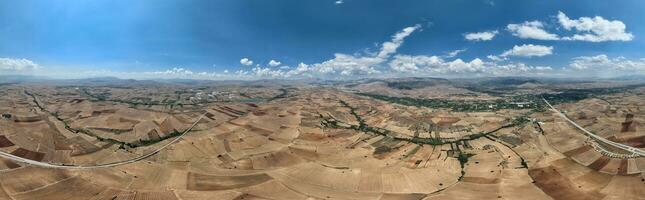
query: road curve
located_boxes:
[542,98,645,157]
[0,113,206,169]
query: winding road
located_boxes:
[542,98,645,157]
[0,113,206,169]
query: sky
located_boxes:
[1,0,645,80]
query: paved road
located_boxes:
[0,113,206,169]
[542,98,645,157]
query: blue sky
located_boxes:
[1,0,644,79]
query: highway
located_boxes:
[542,98,645,157]
[0,113,206,169]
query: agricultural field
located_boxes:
[0,78,643,200]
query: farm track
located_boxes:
[0,113,206,169]
[543,98,645,157]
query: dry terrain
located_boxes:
[0,78,643,200]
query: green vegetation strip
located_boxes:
[357,83,645,113]
[325,100,528,146]
[267,88,289,101]
[356,93,543,112]
[541,84,645,105]
[25,90,196,149]
[325,99,535,187]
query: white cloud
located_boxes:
[377,24,421,58]
[152,25,422,79]
[75,67,236,80]
[487,55,506,62]
[389,55,442,73]
[310,53,383,76]
[569,54,610,70]
[73,57,553,80]
[252,67,286,78]
[464,30,498,41]
[500,44,553,57]
[240,58,253,66]
[388,54,551,76]
[507,21,559,40]
[335,0,344,5]
[0,58,40,71]
[446,49,467,58]
[491,63,552,75]
[229,25,422,78]
[557,11,633,42]
[79,24,560,79]
[569,55,645,72]
[285,63,311,77]
[296,24,421,77]
[388,55,486,74]
[445,58,487,73]
[268,59,281,67]
[145,67,195,77]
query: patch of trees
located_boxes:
[356,93,539,112]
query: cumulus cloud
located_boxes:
[464,30,498,41]
[145,67,195,77]
[170,24,558,79]
[502,12,633,42]
[51,18,645,80]
[309,53,383,76]
[446,49,467,58]
[268,60,281,67]
[500,44,553,57]
[229,25,422,78]
[487,55,506,62]
[388,55,485,74]
[557,11,633,42]
[284,63,311,77]
[283,24,422,77]
[0,58,40,71]
[252,67,286,78]
[78,25,421,79]
[388,55,551,76]
[240,58,253,66]
[507,21,559,40]
[389,55,441,73]
[148,25,419,79]
[78,67,249,80]
[569,55,645,72]
[492,63,552,75]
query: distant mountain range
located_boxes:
[1,75,643,86]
